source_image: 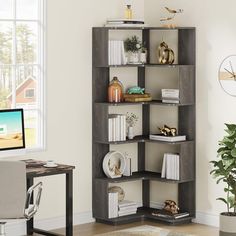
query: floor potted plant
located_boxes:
[210,124,236,236]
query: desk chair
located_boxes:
[0,161,42,236]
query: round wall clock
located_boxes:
[219,55,236,96]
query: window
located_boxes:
[0,0,45,150]
[25,88,35,98]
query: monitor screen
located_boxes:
[0,109,25,151]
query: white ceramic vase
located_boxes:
[129,52,139,64]
[220,213,236,236]
[140,52,147,64]
[128,126,134,139]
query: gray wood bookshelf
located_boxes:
[92,27,196,225]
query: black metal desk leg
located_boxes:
[66,171,73,236]
[27,177,34,235]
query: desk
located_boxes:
[24,160,75,236]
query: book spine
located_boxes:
[108,118,112,142]
[108,192,118,218]
[161,154,166,178]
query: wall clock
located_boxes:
[219,55,236,96]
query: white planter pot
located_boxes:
[128,126,134,139]
[140,52,147,64]
[128,52,139,64]
[220,213,236,236]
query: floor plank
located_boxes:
[33,221,218,236]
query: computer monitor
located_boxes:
[0,109,25,152]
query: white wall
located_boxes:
[145,0,236,225]
[22,0,144,221]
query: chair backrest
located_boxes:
[0,161,26,219]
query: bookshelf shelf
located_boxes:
[95,100,194,107]
[92,26,196,225]
[95,135,194,145]
[96,171,194,184]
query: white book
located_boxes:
[121,41,127,65]
[108,192,118,218]
[161,154,167,178]
[166,154,172,179]
[176,154,180,180]
[118,205,137,212]
[116,116,120,141]
[149,135,186,142]
[104,23,148,28]
[108,118,112,142]
[122,115,126,141]
[118,210,137,217]
[162,99,180,104]
[161,89,179,96]
[123,157,131,176]
[118,41,122,65]
[111,41,115,65]
[112,118,116,141]
[173,154,176,180]
[119,200,137,208]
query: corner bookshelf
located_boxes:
[92,26,196,225]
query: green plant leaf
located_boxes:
[231,148,236,157]
[217,197,228,205]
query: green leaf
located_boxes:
[225,124,236,131]
[231,148,236,157]
[217,197,228,205]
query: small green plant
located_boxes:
[124,36,141,53]
[210,124,236,215]
[126,112,138,127]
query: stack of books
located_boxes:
[108,192,118,218]
[118,200,138,217]
[109,40,127,65]
[161,89,180,104]
[108,114,126,142]
[124,93,152,102]
[161,153,180,180]
[105,19,147,28]
[152,211,190,220]
[149,134,186,142]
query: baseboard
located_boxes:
[5,211,95,236]
[194,211,219,227]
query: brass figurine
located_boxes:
[163,200,179,214]
[160,7,183,28]
[159,125,177,136]
[158,41,175,65]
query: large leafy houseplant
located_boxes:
[210,124,236,215]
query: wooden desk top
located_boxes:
[22,159,75,178]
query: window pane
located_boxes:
[16,0,38,20]
[24,110,38,148]
[0,22,12,65]
[16,65,38,109]
[0,66,13,109]
[0,0,13,19]
[16,22,38,64]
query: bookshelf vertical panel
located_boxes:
[178,106,196,141]
[94,104,109,142]
[178,181,196,217]
[93,179,109,219]
[178,29,196,65]
[178,66,195,104]
[142,29,150,64]
[92,28,109,67]
[142,180,150,208]
[180,142,195,181]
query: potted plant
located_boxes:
[210,124,236,236]
[124,36,141,64]
[126,112,138,139]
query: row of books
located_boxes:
[161,153,180,180]
[108,192,138,218]
[108,40,127,65]
[161,89,180,104]
[105,18,147,28]
[108,114,126,142]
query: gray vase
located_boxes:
[220,213,236,236]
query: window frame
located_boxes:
[0,0,46,152]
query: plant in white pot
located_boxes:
[210,124,236,236]
[124,36,141,64]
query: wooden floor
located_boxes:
[35,221,218,236]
